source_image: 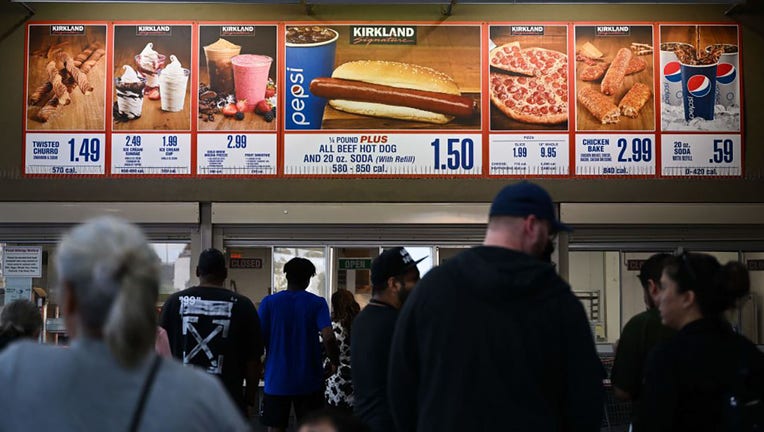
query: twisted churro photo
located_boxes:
[26,24,107,130]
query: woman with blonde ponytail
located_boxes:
[0,217,250,432]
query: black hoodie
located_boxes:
[388,246,605,432]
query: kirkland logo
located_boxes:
[510,26,545,36]
[137,25,172,36]
[221,26,256,36]
[595,26,630,36]
[50,25,85,35]
[350,26,416,45]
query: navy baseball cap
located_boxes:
[489,181,571,233]
[371,247,425,287]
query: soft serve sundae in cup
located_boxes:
[134,42,166,94]
[158,55,190,112]
[114,65,146,120]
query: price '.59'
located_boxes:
[711,139,734,164]
[431,138,474,171]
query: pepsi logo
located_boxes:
[716,63,737,85]
[663,61,682,83]
[687,74,712,98]
[291,85,304,96]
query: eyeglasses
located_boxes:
[673,247,698,283]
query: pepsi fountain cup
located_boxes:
[660,42,694,106]
[680,61,718,121]
[706,44,739,108]
[285,26,339,129]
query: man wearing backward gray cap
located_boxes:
[389,181,605,432]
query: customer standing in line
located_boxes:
[324,289,361,413]
[259,257,340,432]
[0,217,249,431]
[642,250,764,432]
[0,299,42,352]
[352,247,422,432]
[388,182,604,432]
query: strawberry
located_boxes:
[147,89,160,100]
[236,99,250,113]
[222,104,238,117]
[265,88,276,98]
[254,99,271,115]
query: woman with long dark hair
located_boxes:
[324,289,361,412]
[0,300,42,352]
[642,250,764,431]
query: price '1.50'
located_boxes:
[431,138,474,171]
[68,138,100,162]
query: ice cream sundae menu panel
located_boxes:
[22,21,743,178]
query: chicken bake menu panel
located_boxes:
[22,21,743,178]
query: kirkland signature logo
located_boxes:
[137,25,172,36]
[510,26,545,36]
[221,26,256,36]
[350,26,416,45]
[595,26,630,36]
[50,25,85,35]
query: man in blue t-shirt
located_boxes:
[259,257,340,432]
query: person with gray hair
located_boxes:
[0,299,43,352]
[0,217,250,432]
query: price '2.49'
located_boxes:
[431,138,474,171]
[68,137,100,162]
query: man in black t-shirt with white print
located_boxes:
[160,248,263,417]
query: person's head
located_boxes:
[485,181,571,259]
[0,299,43,342]
[297,407,370,432]
[658,249,749,330]
[371,247,422,308]
[638,253,671,309]
[55,216,160,368]
[284,257,316,290]
[196,248,227,286]
[331,289,360,334]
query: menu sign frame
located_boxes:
[20,20,744,179]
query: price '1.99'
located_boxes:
[68,137,100,162]
[431,138,474,171]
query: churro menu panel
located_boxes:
[487,24,570,176]
[196,24,278,176]
[283,24,482,176]
[573,24,656,176]
[111,24,193,175]
[659,24,742,176]
[24,23,107,175]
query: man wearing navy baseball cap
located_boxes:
[389,182,604,432]
[352,247,423,432]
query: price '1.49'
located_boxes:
[68,137,100,162]
[431,138,474,171]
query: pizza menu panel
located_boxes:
[23,21,743,178]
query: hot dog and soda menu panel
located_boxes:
[23,21,743,178]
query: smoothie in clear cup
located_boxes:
[203,38,241,94]
[158,55,190,112]
[115,65,146,120]
[231,54,272,109]
[134,42,166,95]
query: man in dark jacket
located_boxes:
[388,181,605,432]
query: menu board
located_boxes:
[24,23,108,175]
[21,21,744,179]
[282,23,483,176]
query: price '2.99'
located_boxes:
[431,138,474,171]
[616,138,652,163]
[68,138,100,162]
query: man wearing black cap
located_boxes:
[389,182,605,432]
[160,248,264,417]
[352,247,422,432]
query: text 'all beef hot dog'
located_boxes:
[309,60,478,124]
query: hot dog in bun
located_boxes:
[309,60,477,124]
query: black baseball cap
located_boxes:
[489,181,571,233]
[371,247,425,287]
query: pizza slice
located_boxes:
[490,72,568,125]
[523,47,568,77]
[489,42,535,76]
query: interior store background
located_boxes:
[1,1,763,349]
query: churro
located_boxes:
[45,61,70,106]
